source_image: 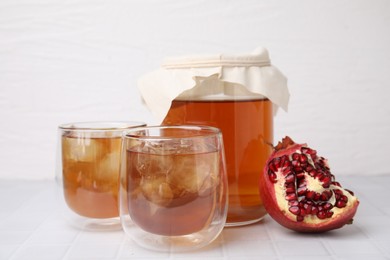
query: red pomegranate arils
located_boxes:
[289,206,300,215]
[285,193,297,201]
[285,174,295,183]
[259,136,360,233]
[297,187,307,196]
[317,211,327,220]
[336,200,347,208]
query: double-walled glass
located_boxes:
[56,121,145,230]
[120,125,228,252]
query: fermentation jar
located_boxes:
[138,47,289,226]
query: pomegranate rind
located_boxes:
[259,138,360,233]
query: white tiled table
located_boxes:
[1,175,389,260]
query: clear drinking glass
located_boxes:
[56,121,146,230]
[119,125,228,252]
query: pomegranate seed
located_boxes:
[297,186,307,196]
[285,182,294,188]
[292,153,300,161]
[326,211,334,218]
[292,160,299,167]
[323,202,333,210]
[285,174,295,183]
[336,200,347,208]
[283,167,293,175]
[286,193,297,201]
[286,187,295,193]
[332,181,341,187]
[296,172,305,179]
[279,155,286,165]
[268,171,277,183]
[289,200,299,207]
[320,191,331,201]
[298,179,306,186]
[321,176,331,188]
[282,159,291,168]
[316,172,324,179]
[314,193,321,201]
[306,191,315,200]
[289,206,300,215]
[303,203,312,214]
[333,189,343,195]
[302,147,317,161]
[309,169,317,177]
[333,189,343,200]
[299,155,308,163]
[296,215,304,222]
[305,165,314,172]
[317,211,327,219]
[340,195,348,202]
[269,163,278,173]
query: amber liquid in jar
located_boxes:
[162,98,273,225]
[61,136,121,218]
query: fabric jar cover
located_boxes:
[137,47,290,122]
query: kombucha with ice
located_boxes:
[162,98,273,224]
[127,150,220,236]
[61,136,121,218]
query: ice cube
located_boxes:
[62,136,104,162]
[167,152,219,195]
[136,152,173,177]
[96,151,120,181]
[140,175,173,207]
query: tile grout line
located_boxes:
[354,221,390,258]
[61,224,85,260]
[319,238,341,260]
[263,218,284,259]
[219,230,228,260]
[61,234,81,260]
[7,210,59,260]
[5,183,57,260]
[114,231,127,260]
[353,176,390,258]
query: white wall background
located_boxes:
[1,0,389,179]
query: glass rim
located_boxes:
[58,121,146,131]
[123,125,222,140]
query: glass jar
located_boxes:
[138,47,289,226]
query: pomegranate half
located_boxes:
[259,136,359,233]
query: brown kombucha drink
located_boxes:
[162,98,273,225]
[61,136,121,218]
[127,150,220,236]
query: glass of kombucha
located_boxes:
[119,125,228,252]
[162,96,273,226]
[56,121,145,230]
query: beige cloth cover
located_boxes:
[138,47,290,122]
